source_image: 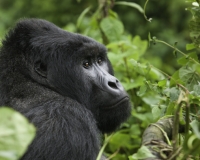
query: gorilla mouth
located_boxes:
[102,96,129,110]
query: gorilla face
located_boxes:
[29,25,131,132]
[33,34,131,132]
[2,19,131,133]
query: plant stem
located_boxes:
[155,39,200,65]
[96,134,113,160]
[143,0,151,22]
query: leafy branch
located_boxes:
[149,35,200,65]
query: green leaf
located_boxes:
[170,71,183,87]
[132,36,148,57]
[129,145,155,159]
[169,87,180,101]
[77,6,91,29]
[190,120,200,139]
[177,52,198,65]
[179,66,200,91]
[115,1,144,13]
[193,84,200,95]
[109,132,132,151]
[152,105,166,120]
[158,79,167,87]
[130,60,148,76]
[100,17,124,42]
[122,76,145,91]
[186,43,196,50]
[166,102,176,115]
[138,85,147,97]
[0,107,36,160]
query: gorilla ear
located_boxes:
[34,61,47,78]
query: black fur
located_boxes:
[0,19,131,160]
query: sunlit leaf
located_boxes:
[129,145,155,159]
[179,66,200,91]
[177,52,198,65]
[158,79,167,87]
[138,85,147,97]
[186,43,196,50]
[0,107,36,160]
[190,120,200,139]
[100,17,124,42]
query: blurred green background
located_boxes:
[0,0,193,159]
[0,0,190,73]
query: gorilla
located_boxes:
[0,19,131,160]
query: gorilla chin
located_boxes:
[0,18,131,160]
[101,96,130,110]
[98,97,131,133]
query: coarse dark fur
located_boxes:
[0,19,131,160]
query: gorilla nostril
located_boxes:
[108,81,118,89]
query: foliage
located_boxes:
[0,107,35,160]
[0,0,200,159]
[71,0,200,159]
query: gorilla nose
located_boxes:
[107,77,124,93]
[108,80,119,90]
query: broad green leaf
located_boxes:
[186,43,196,50]
[179,66,200,91]
[142,95,161,106]
[129,124,141,137]
[137,85,147,97]
[152,105,166,120]
[169,87,180,101]
[115,1,144,13]
[193,84,200,95]
[109,132,132,151]
[122,76,145,91]
[132,36,148,57]
[130,59,148,76]
[0,107,36,160]
[100,17,124,42]
[158,79,167,87]
[190,120,200,139]
[177,52,198,65]
[129,145,155,159]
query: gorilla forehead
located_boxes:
[25,19,107,57]
[4,18,106,58]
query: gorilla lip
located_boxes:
[102,96,129,110]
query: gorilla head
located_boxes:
[0,19,131,160]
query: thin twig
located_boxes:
[155,39,200,65]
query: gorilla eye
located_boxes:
[97,57,103,65]
[83,61,91,69]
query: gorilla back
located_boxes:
[0,19,131,160]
